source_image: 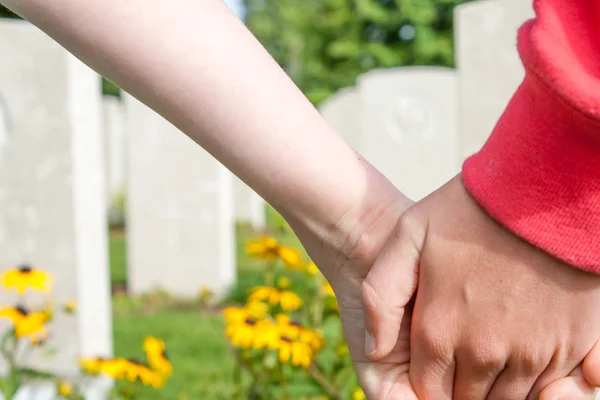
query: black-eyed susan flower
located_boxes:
[276,276,291,290]
[251,320,281,350]
[124,359,166,388]
[56,380,73,398]
[277,335,314,368]
[353,387,366,400]
[245,236,280,261]
[98,357,130,379]
[0,265,52,294]
[143,336,173,377]
[244,300,268,319]
[276,314,324,350]
[79,357,106,374]
[279,291,302,312]
[249,287,302,312]
[249,286,280,305]
[0,306,48,343]
[277,246,306,271]
[225,317,260,349]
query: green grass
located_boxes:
[112,308,232,399]
[109,210,302,399]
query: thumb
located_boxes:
[361,213,426,360]
[538,367,597,400]
[583,335,600,387]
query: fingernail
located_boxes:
[365,330,376,356]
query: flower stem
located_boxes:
[308,364,341,400]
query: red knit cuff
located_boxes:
[462,68,600,274]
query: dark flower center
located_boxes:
[290,321,302,327]
[280,335,293,343]
[245,318,257,326]
[18,264,32,273]
[15,305,29,316]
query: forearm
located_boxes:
[1,0,404,243]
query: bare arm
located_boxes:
[0,0,405,257]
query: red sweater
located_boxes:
[462,0,600,273]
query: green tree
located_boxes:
[243,0,472,104]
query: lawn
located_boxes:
[109,207,302,399]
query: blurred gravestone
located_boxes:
[102,96,126,205]
[455,0,534,160]
[125,94,236,298]
[319,87,361,151]
[234,177,266,229]
[358,67,459,201]
[0,19,112,383]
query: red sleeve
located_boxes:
[462,0,600,273]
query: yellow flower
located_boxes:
[225,317,259,349]
[144,336,172,377]
[223,306,250,325]
[249,286,280,305]
[57,380,73,397]
[99,357,130,379]
[307,262,319,276]
[0,265,52,294]
[245,236,280,260]
[276,276,292,290]
[245,301,268,319]
[251,320,281,350]
[0,306,48,343]
[276,315,324,350]
[62,300,77,314]
[79,357,106,374]
[277,335,314,368]
[124,360,166,388]
[250,287,302,311]
[279,291,302,312]
[277,246,306,271]
[322,282,335,297]
[353,387,366,400]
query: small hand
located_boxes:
[362,175,600,400]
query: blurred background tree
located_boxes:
[244,0,472,104]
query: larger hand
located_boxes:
[362,175,600,399]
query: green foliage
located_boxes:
[243,0,473,105]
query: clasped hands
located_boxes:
[289,174,600,400]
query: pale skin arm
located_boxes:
[0,0,404,267]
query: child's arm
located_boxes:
[0,0,406,261]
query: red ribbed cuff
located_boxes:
[462,69,600,274]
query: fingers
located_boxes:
[486,350,554,400]
[361,214,425,360]
[408,288,455,400]
[583,336,600,387]
[451,345,506,399]
[539,367,598,400]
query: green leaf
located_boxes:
[354,0,393,24]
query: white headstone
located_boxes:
[102,96,126,202]
[125,94,236,298]
[0,19,112,378]
[455,0,534,160]
[319,87,361,150]
[358,67,459,201]
[234,177,266,229]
